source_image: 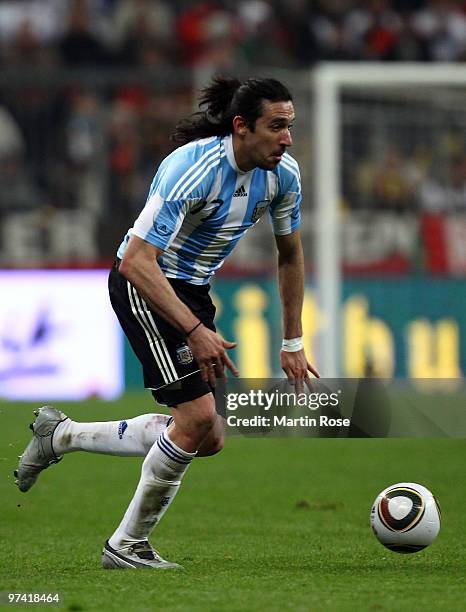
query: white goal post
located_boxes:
[312,63,466,377]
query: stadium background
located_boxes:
[1,0,465,398]
[1,2,466,611]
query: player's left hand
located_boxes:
[280,349,320,394]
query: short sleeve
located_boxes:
[269,158,302,235]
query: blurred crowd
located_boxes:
[0,0,466,267]
[1,0,466,69]
[346,137,466,215]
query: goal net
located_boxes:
[312,63,466,377]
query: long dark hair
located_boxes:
[171,76,293,144]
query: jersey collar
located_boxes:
[223,134,252,175]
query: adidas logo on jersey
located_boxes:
[233,185,247,197]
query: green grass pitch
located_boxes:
[1,393,465,611]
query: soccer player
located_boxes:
[15,76,319,569]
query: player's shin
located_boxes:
[108,429,195,548]
[52,413,171,456]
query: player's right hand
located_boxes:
[187,323,239,386]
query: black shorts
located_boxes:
[108,261,215,407]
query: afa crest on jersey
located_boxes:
[251,200,270,223]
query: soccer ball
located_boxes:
[370,482,441,553]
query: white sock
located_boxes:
[52,414,172,457]
[109,429,195,549]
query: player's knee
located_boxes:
[190,407,217,437]
[198,434,224,457]
[172,394,217,447]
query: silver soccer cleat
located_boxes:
[14,406,68,492]
[102,540,183,570]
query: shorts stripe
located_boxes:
[132,289,178,381]
[127,282,178,384]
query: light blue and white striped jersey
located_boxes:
[117,134,301,285]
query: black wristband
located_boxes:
[186,321,202,337]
